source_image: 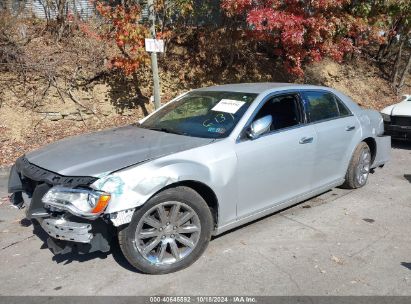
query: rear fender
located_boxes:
[357,109,391,168]
[372,135,391,168]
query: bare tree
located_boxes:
[35,0,69,41]
[397,47,411,92]
[392,38,405,86]
[55,0,68,41]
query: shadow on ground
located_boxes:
[401,262,411,271]
[31,222,141,273]
[391,141,411,183]
[104,72,150,116]
[392,140,411,151]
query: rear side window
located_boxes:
[304,91,351,123]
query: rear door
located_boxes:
[301,90,360,188]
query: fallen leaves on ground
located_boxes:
[331,255,344,265]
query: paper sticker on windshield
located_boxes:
[212,99,245,114]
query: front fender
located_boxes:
[92,161,213,215]
[91,139,238,227]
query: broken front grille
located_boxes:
[10,156,99,216]
[16,156,98,189]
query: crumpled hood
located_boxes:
[26,125,214,177]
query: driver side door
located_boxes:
[235,92,317,218]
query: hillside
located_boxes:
[0,26,409,167]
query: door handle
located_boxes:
[345,125,356,131]
[299,137,313,144]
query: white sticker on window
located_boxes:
[211,99,246,114]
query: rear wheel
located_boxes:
[342,142,372,189]
[118,186,213,274]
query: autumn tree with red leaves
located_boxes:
[221,0,383,77]
[90,0,195,77]
[94,2,150,75]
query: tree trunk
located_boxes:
[56,0,67,41]
[391,38,405,86]
[379,17,403,62]
[397,49,411,92]
[377,43,386,61]
[3,0,13,12]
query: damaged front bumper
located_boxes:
[8,157,113,255]
[39,217,93,243]
[36,215,113,255]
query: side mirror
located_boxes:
[246,115,272,139]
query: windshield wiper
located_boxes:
[148,127,188,136]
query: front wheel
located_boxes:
[342,142,372,189]
[118,186,213,274]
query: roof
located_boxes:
[194,82,328,94]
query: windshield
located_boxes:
[139,91,258,138]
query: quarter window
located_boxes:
[336,97,351,116]
[304,91,351,122]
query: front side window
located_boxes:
[140,91,257,138]
[304,91,351,123]
[251,94,303,132]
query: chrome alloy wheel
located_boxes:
[134,201,201,265]
[355,147,371,186]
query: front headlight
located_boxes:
[42,187,111,218]
[381,113,391,122]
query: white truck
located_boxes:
[381,95,411,141]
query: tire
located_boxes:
[342,142,372,189]
[118,186,213,274]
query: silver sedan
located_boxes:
[8,83,391,274]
